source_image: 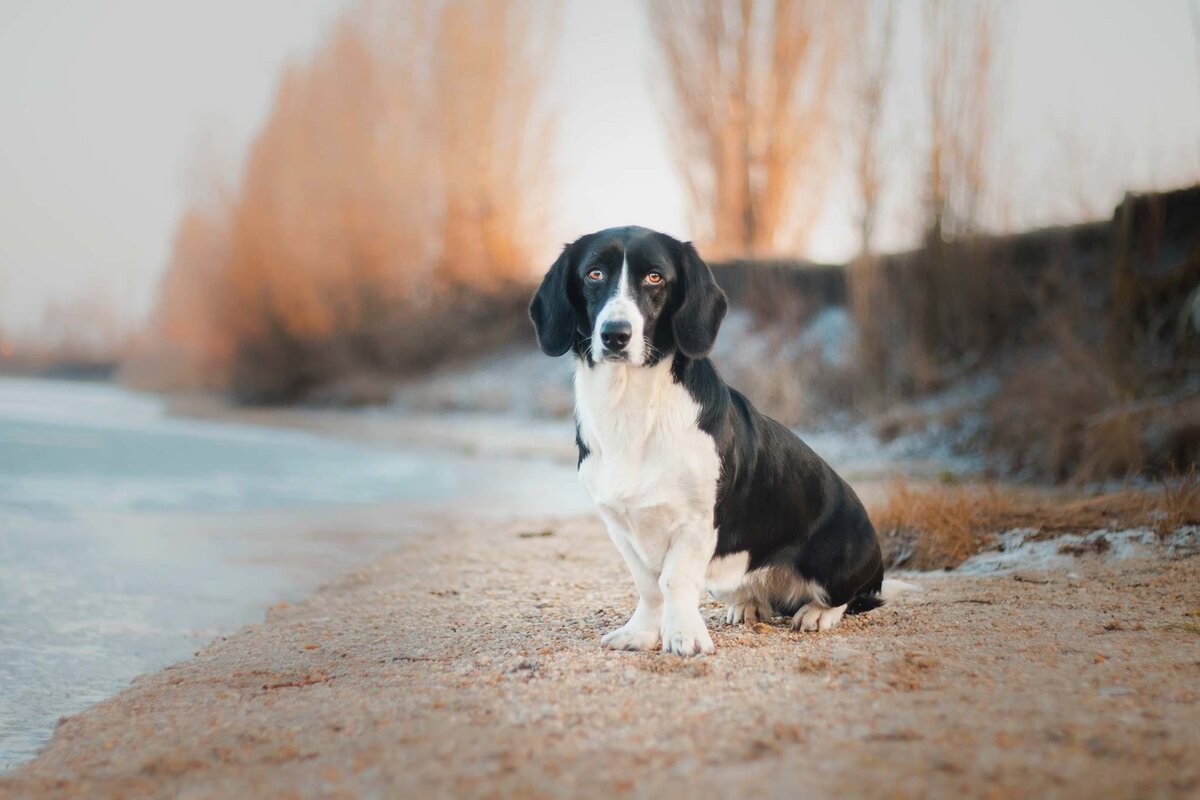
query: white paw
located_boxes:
[792,603,847,632]
[661,617,715,656]
[601,624,661,651]
[725,600,770,625]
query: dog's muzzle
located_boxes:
[599,320,632,360]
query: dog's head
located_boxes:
[529,226,727,366]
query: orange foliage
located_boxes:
[146,0,554,393]
[150,205,233,385]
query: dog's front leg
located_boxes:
[600,519,663,651]
[659,522,717,656]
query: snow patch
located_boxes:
[954,526,1199,575]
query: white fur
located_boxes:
[880,579,921,600]
[792,602,847,632]
[705,552,749,593]
[709,555,775,625]
[788,580,917,632]
[725,599,770,625]
[711,564,830,626]
[576,356,721,655]
[591,258,647,365]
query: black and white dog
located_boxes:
[530,226,906,656]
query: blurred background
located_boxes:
[2,0,1198,479]
[2,0,1200,768]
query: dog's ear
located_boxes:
[672,242,727,359]
[529,242,580,357]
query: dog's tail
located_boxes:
[880,578,921,601]
[845,578,921,615]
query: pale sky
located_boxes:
[1,0,1198,336]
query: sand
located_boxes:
[3,509,1199,799]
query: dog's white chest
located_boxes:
[574,360,720,566]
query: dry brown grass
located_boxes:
[1159,467,1200,532]
[871,481,1016,570]
[988,340,1200,483]
[871,476,1200,570]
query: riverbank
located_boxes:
[4,507,1199,798]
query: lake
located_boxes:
[0,376,587,769]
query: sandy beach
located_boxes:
[4,0,1197,795]
[4,500,1198,798]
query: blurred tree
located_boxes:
[143,0,557,396]
[922,0,1005,244]
[849,0,896,257]
[433,0,557,289]
[647,0,848,257]
[150,204,233,386]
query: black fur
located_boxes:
[530,227,721,368]
[671,355,885,614]
[530,242,584,357]
[672,243,728,358]
[530,226,887,616]
[574,422,590,468]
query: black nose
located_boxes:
[600,320,632,351]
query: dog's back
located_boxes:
[675,357,886,622]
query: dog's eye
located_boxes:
[644,272,663,286]
[586,269,604,281]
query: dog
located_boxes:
[530,226,909,656]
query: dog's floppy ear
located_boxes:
[529,243,579,357]
[672,242,728,359]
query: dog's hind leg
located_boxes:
[724,596,772,625]
[791,600,847,632]
[707,553,772,625]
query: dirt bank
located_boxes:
[4,513,1198,799]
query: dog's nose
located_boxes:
[600,320,632,351]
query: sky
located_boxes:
[1,0,1198,337]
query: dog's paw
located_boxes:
[725,600,770,625]
[791,603,847,632]
[661,618,715,656]
[601,624,661,651]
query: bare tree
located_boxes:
[849,0,896,257]
[923,0,1004,244]
[647,0,847,258]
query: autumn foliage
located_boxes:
[139,1,555,402]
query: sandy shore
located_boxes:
[4,508,1198,799]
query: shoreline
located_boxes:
[4,509,1198,798]
[1,382,589,774]
[165,393,580,466]
[5,393,1198,796]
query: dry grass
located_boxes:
[871,482,1016,570]
[871,475,1200,570]
[987,350,1115,482]
[1159,466,1200,532]
[988,346,1200,483]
